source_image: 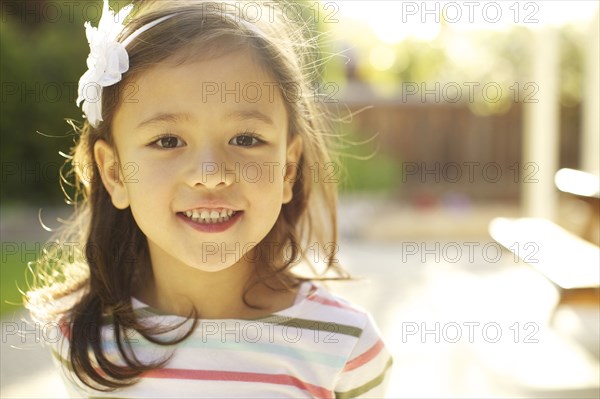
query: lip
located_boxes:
[181,202,240,213]
[177,211,243,233]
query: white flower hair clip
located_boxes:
[77,0,176,127]
[76,0,132,127]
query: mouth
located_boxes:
[178,208,240,224]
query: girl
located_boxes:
[26,0,392,397]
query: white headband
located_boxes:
[76,0,176,127]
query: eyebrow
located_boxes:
[225,110,274,126]
[135,109,274,129]
[136,112,191,129]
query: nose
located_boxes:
[199,162,230,189]
[186,146,234,189]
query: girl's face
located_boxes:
[95,50,302,273]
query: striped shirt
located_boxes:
[50,282,393,398]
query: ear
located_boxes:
[282,134,303,204]
[94,139,130,209]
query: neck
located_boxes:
[135,246,298,319]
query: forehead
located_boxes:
[113,50,288,131]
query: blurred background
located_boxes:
[1,0,599,397]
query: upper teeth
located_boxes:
[184,208,235,224]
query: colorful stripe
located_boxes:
[179,339,346,369]
[335,357,394,399]
[308,294,364,314]
[59,318,71,340]
[343,339,385,371]
[143,368,334,399]
[256,316,363,338]
[96,336,347,369]
[105,307,364,338]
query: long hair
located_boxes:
[26,0,348,391]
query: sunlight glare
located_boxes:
[369,45,397,71]
[333,1,600,42]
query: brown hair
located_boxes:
[26,0,347,391]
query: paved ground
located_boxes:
[2,203,599,398]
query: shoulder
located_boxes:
[298,284,393,397]
[301,282,375,329]
[290,283,388,357]
[305,286,393,397]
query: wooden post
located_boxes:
[582,11,600,175]
[522,27,560,220]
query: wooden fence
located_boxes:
[331,94,581,202]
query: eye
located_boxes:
[229,133,263,147]
[152,135,185,149]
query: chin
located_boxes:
[187,257,241,273]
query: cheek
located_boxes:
[123,162,174,205]
[247,151,290,185]
[247,163,287,195]
[126,154,178,184]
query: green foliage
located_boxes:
[0,250,29,317]
[340,24,585,115]
[1,4,89,206]
[336,129,401,193]
[340,152,401,193]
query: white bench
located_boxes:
[489,217,600,318]
[554,168,600,245]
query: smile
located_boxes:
[182,208,238,224]
[178,208,243,233]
